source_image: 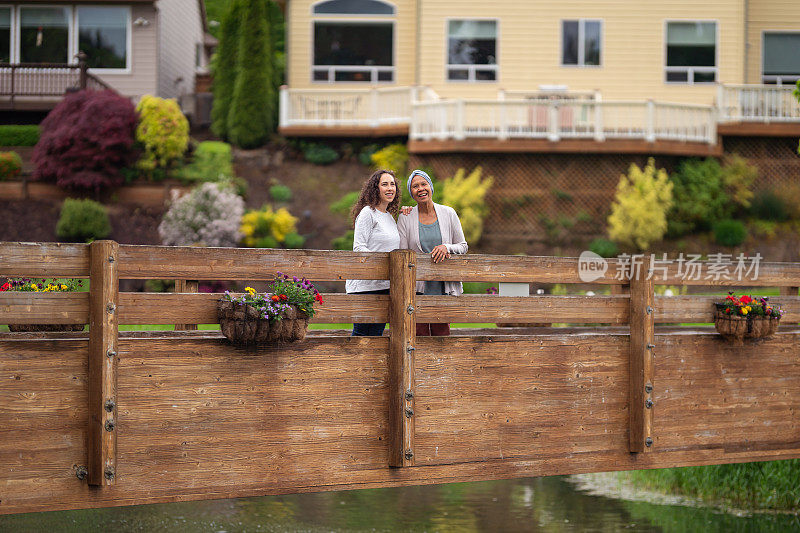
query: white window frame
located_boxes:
[761,30,800,85]
[445,18,499,83]
[664,19,718,85]
[310,18,396,84]
[560,19,603,68]
[15,5,74,64]
[73,5,132,74]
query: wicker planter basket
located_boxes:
[8,324,85,333]
[218,300,309,345]
[713,304,780,344]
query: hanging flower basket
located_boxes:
[713,293,782,344]
[217,274,322,345]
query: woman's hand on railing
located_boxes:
[431,244,451,263]
[400,206,413,216]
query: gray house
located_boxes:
[0,0,214,110]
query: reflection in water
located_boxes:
[1,476,798,532]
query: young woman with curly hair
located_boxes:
[345,169,403,336]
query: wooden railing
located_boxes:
[0,56,113,101]
[717,84,800,122]
[2,241,800,515]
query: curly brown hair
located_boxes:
[349,169,400,226]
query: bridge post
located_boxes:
[88,240,119,485]
[174,280,199,331]
[388,249,416,467]
[628,269,654,453]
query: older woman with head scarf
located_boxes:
[397,169,468,336]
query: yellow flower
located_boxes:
[61,284,68,290]
[741,307,749,315]
[245,286,256,295]
[30,284,37,290]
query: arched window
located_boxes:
[313,0,394,16]
[312,0,395,83]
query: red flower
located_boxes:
[279,294,288,301]
[271,295,279,302]
[740,295,752,304]
[315,293,324,304]
[0,282,10,291]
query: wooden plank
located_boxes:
[416,254,800,286]
[416,295,629,323]
[173,280,199,331]
[718,122,800,137]
[0,242,90,278]
[388,250,416,467]
[116,293,389,324]
[117,245,389,281]
[87,241,119,486]
[0,292,88,324]
[628,273,655,453]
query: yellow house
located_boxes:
[280,0,800,149]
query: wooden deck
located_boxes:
[1,242,800,515]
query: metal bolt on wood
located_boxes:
[107,256,115,263]
[406,305,415,315]
[645,383,653,393]
[405,408,414,418]
[106,349,116,359]
[406,344,415,353]
[104,467,115,480]
[404,450,414,460]
[645,399,654,409]
[405,390,414,400]
[645,437,653,447]
[647,344,655,349]
[104,420,115,432]
[104,399,115,412]
[75,466,88,480]
[646,306,653,314]
[106,303,116,314]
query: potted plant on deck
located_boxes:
[714,293,783,344]
[217,273,323,345]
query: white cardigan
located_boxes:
[397,203,468,296]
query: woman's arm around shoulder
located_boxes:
[397,207,411,249]
[444,205,468,255]
[352,206,375,252]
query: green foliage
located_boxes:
[0,125,39,146]
[175,141,234,183]
[440,166,493,244]
[713,219,747,247]
[607,158,673,251]
[330,191,360,217]
[210,0,243,139]
[589,238,618,258]
[331,230,354,250]
[750,190,789,221]
[227,0,275,148]
[135,95,190,177]
[303,143,339,165]
[269,184,292,203]
[720,154,756,210]
[0,151,22,180]
[667,158,730,237]
[55,198,111,242]
[359,144,379,166]
[371,144,408,175]
[283,232,306,249]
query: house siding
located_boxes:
[287,0,752,106]
[156,0,204,98]
[746,0,800,83]
[287,0,418,87]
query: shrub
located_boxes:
[210,0,244,139]
[55,198,111,242]
[283,232,306,249]
[158,182,244,247]
[32,90,138,191]
[440,166,494,244]
[331,230,355,251]
[750,190,788,221]
[330,191,360,217]
[371,144,408,175]
[589,238,619,258]
[607,158,673,251]
[240,205,299,247]
[359,144,379,166]
[668,158,730,237]
[720,154,756,210]
[0,125,40,146]
[175,141,234,184]
[0,151,22,180]
[269,184,292,203]
[135,95,190,177]
[303,143,339,165]
[713,219,748,247]
[227,0,275,148]
[775,182,800,220]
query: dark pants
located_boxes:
[352,289,390,337]
[416,323,451,336]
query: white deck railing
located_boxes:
[717,84,800,122]
[410,98,716,144]
[280,84,799,142]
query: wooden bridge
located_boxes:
[1,241,799,515]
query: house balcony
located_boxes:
[279,84,800,156]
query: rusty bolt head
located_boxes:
[104,420,115,432]
[75,466,88,480]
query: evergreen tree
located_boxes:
[227,0,274,148]
[210,0,244,139]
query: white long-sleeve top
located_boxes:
[345,206,400,293]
